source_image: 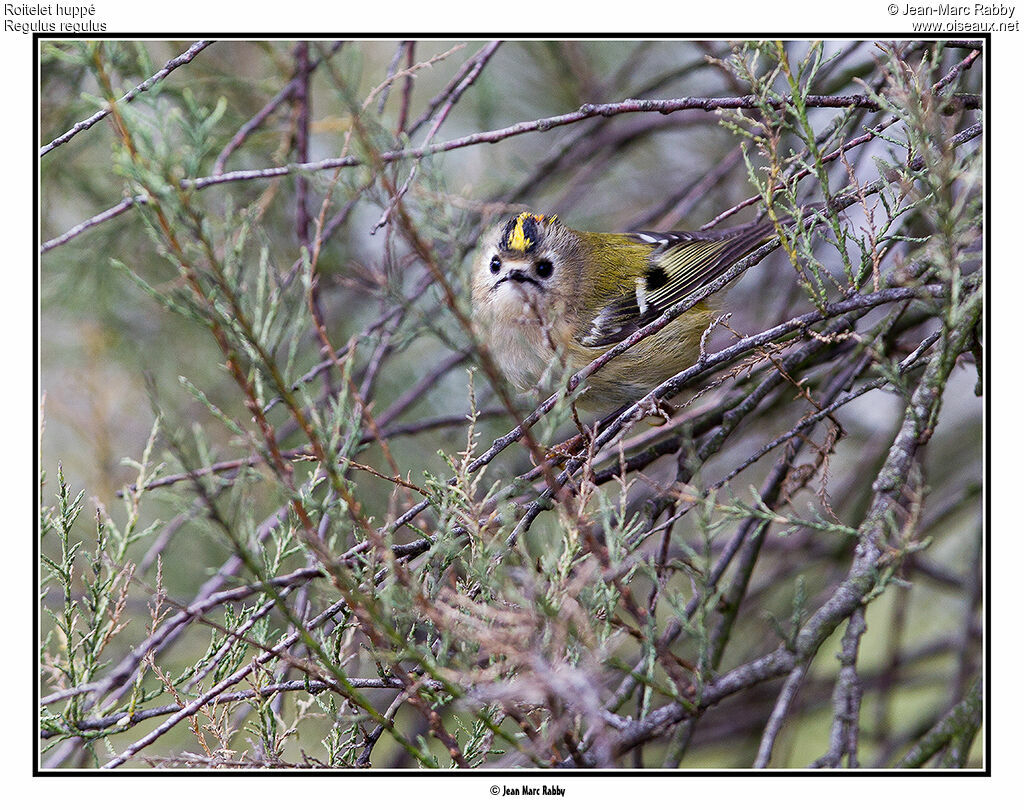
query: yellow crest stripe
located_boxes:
[507,212,546,253]
[508,213,533,252]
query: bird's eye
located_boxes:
[535,259,554,279]
[489,256,501,274]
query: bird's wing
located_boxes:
[576,221,779,348]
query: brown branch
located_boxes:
[42,91,978,254]
[40,40,214,157]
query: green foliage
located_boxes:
[39,39,983,770]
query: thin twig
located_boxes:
[40,40,214,157]
[42,93,979,253]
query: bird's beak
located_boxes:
[493,266,541,290]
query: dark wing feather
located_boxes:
[577,220,779,348]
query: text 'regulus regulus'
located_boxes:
[472,211,784,411]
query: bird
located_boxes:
[471,210,788,412]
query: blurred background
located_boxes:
[39,40,983,769]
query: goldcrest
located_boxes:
[471,211,780,411]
